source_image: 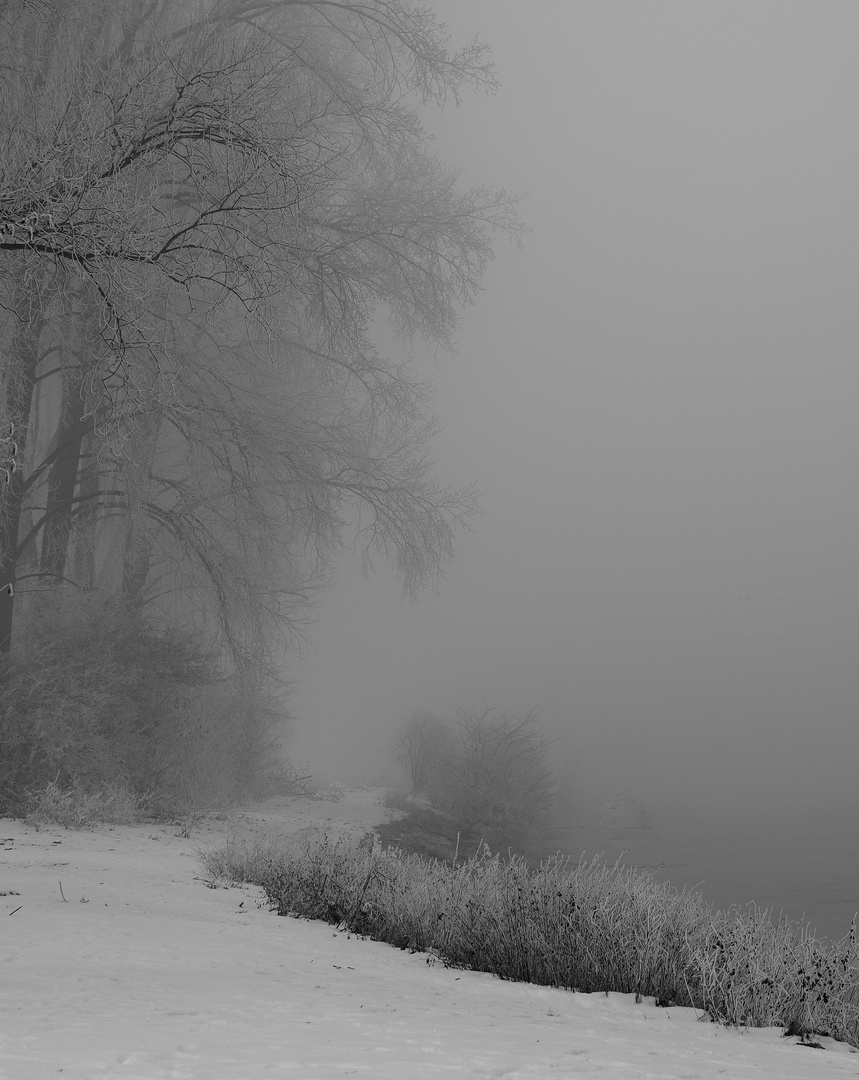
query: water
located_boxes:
[648,844,859,943]
[564,810,859,943]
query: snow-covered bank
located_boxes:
[2,791,857,1079]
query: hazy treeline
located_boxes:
[0,0,521,812]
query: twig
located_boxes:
[58,881,68,903]
[7,906,22,916]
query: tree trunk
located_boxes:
[39,412,89,583]
[70,426,101,591]
[121,409,162,609]
[122,516,154,607]
[0,279,46,653]
[40,287,104,583]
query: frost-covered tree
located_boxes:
[0,0,522,659]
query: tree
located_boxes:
[391,709,451,793]
[448,706,557,856]
[392,704,558,857]
[0,0,523,660]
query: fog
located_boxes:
[288,2,859,930]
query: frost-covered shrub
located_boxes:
[203,830,859,1049]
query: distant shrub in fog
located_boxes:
[391,705,557,858]
[390,710,454,795]
[446,706,556,856]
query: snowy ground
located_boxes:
[2,789,858,1079]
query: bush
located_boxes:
[202,830,859,1049]
[0,593,159,809]
[447,707,557,856]
[380,788,414,811]
[140,674,286,809]
[0,590,287,818]
[391,706,558,858]
[390,711,453,794]
[692,905,859,1040]
[25,778,150,828]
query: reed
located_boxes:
[201,829,859,1048]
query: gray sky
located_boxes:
[289,1,859,837]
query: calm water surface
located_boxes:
[649,844,859,943]
[568,812,859,943]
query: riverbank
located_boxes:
[3,788,857,1078]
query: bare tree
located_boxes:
[449,706,557,856]
[0,0,523,658]
[391,709,451,792]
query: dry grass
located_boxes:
[693,904,859,1042]
[23,779,230,835]
[25,778,151,828]
[200,829,859,1048]
[199,831,298,885]
[379,788,414,811]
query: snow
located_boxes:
[2,790,857,1079]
